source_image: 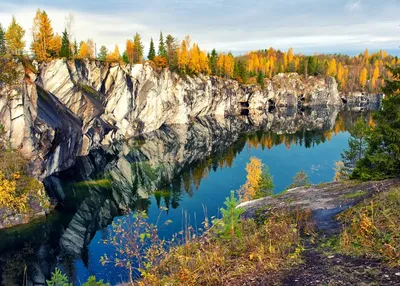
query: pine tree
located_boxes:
[5,15,25,54]
[97,45,108,61]
[209,49,218,75]
[133,33,143,63]
[257,71,265,88]
[122,51,129,63]
[218,191,244,240]
[73,39,78,56]
[60,28,71,58]
[165,34,178,70]
[158,31,166,58]
[0,24,6,54]
[352,68,400,180]
[148,38,155,61]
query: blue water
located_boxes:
[74,132,350,284]
[0,109,372,285]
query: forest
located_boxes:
[1,9,399,94]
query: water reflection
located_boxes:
[0,106,375,285]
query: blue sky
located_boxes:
[1,0,399,56]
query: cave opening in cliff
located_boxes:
[268,99,276,113]
[240,109,249,116]
[240,102,249,108]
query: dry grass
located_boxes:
[136,208,314,286]
[337,186,400,266]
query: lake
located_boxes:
[0,106,375,285]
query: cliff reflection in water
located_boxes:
[0,106,376,285]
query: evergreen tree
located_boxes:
[237,60,248,83]
[97,45,108,61]
[257,71,265,88]
[133,32,144,63]
[158,31,166,57]
[148,38,156,61]
[308,56,317,76]
[352,65,400,180]
[0,24,6,54]
[341,118,369,170]
[209,49,218,75]
[73,39,78,56]
[60,28,71,58]
[165,34,178,70]
[122,51,129,63]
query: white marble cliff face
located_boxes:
[0,59,343,179]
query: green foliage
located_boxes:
[217,191,244,240]
[0,55,22,85]
[352,65,400,180]
[209,48,218,75]
[256,165,274,198]
[73,39,78,56]
[97,45,108,61]
[82,276,110,286]
[287,170,310,189]
[0,23,6,55]
[148,37,156,61]
[46,268,72,286]
[342,118,369,170]
[165,34,178,70]
[133,32,144,63]
[257,70,265,88]
[60,28,71,58]
[158,31,166,58]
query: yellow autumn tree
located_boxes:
[336,63,344,88]
[178,38,189,72]
[78,41,89,58]
[359,67,368,88]
[188,43,201,74]
[0,171,28,214]
[287,47,294,63]
[283,52,288,70]
[224,53,234,78]
[106,45,122,62]
[371,61,380,90]
[199,50,210,74]
[78,40,94,59]
[238,157,263,202]
[5,15,25,54]
[31,9,60,61]
[217,52,225,76]
[327,58,337,77]
[126,39,134,63]
[50,34,62,58]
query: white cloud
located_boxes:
[345,0,362,13]
[0,0,399,56]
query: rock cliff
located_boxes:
[0,59,344,179]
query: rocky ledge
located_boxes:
[239,179,400,231]
[0,59,345,179]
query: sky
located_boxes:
[0,0,399,56]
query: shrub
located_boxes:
[286,170,310,189]
[337,187,400,265]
